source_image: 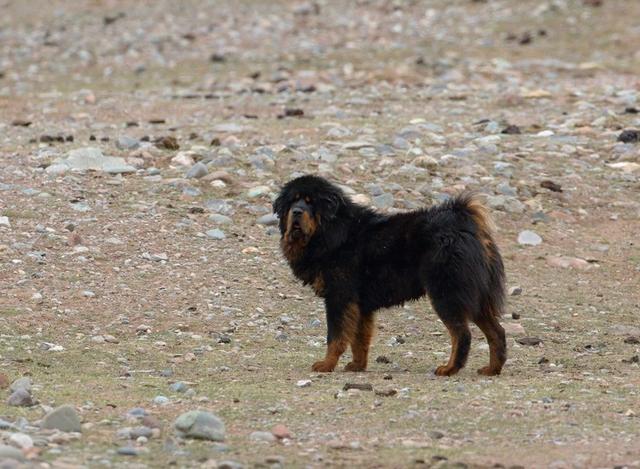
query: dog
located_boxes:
[274,175,506,376]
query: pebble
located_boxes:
[0,216,10,228]
[257,213,278,226]
[206,229,226,240]
[153,395,170,406]
[41,405,82,432]
[209,214,233,225]
[116,136,140,150]
[517,230,542,246]
[372,193,394,210]
[271,424,291,439]
[186,162,208,179]
[247,185,271,198]
[509,286,523,296]
[296,380,312,388]
[117,446,139,456]
[169,382,188,393]
[249,431,276,442]
[0,373,8,389]
[174,410,225,441]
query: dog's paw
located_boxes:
[434,365,459,377]
[344,361,366,372]
[477,366,501,376]
[312,360,335,372]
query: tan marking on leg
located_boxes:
[345,314,375,372]
[312,303,360,372]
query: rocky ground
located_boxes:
[1,0,640,468]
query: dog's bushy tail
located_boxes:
[458,193,506,319]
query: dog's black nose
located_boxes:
[292,207,304,218]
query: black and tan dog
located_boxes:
[274,175,506,376]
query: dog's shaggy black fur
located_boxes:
[274,175,507,376]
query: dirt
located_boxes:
[1,0,639,468]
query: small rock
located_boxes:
[271,424,291,439]
[186,162,208,179]
[249,431,276,442]
[256,214,278,226]
[8,433,33,450]
[206,229,226,240]
[247,186,271,198]
[296,380,312,388]
[209,214,233,225]
[517,337,542,346]
[0,216,10,228]
[10,377,31,393]
[155,136,179,150]
[0,445,25,462]
[509,286,523,296]
[46,147,136,174]
[0,373,9,389]
[41,405,81,432]
[617,129,640,143]
[540,180,562,192]
[153,396,170,406]
[7,389,33,407]
[624,336,640,345]
[343,383,373,391]
[169,382,188,393]
[174,410,225,441]
[116,136,140,150]
[375,355,391,364]
[518,230,542,246]
[117,447,139,456]
[501,125,521,134]
[372,193,394,210]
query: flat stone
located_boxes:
[206,229,226,240]
[518,230,542,246]
[174,410,225,441]
[46,147,136,174]
[116,136,140,150]
[256,214,278,226]
[249,431,276,442]
[372,193,394,210]
[209,214,233,225]
[0,216,10,228]
[41,405,82,432]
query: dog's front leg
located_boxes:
[312,301,360,372]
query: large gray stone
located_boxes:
[174,410,225,441]
[41,405,81,432]
[7,389,32,407]
[9,377,31,393]
[0,444,25,462]
[46,147,136,174]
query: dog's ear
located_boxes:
[318,190,345,221]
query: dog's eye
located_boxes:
[305,197,311,204]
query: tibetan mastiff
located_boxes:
[274,175,506,376]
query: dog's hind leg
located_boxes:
[344,313,374,372]
[312,302,359,372]
[431,297,471,376]
[472,312,506,376]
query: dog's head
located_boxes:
[273,175,347,261]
